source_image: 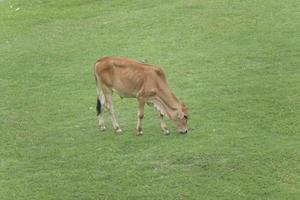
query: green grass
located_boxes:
[1,0,300,199]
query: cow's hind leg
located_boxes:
[97,92,106,131]
[103,89,122,133]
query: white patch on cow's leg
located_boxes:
[105,92,122,133]
[136,111,143,136]
[98,93,106,131]
[109,106,122,133]
[136,98,145,136]
[98,115,106,131]
[159,113,169,135]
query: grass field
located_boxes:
[1,0,300,199]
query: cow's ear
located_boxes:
[177,111,185,119]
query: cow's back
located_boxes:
[94,57,166,97]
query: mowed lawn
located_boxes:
[1,0,300,199]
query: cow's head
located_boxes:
[171,102,189,133]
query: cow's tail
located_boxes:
[94,66,102,116]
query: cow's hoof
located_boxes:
[136,131,143,136]
[99,126,106,132]
[115,128,123,134]
[163,130,170,135]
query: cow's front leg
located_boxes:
[136,98,145,136]
[159,113,169,135]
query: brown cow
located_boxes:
[94,56,188,136]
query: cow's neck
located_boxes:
[154,87,181,118]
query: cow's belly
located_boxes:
[112,87,137,98]
[112,77,141,98]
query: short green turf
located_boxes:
[1,0,300,199]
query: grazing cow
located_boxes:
[94,56,188,136]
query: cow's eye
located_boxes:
[184,115,188,119]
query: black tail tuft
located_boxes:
[96,98,101,115]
